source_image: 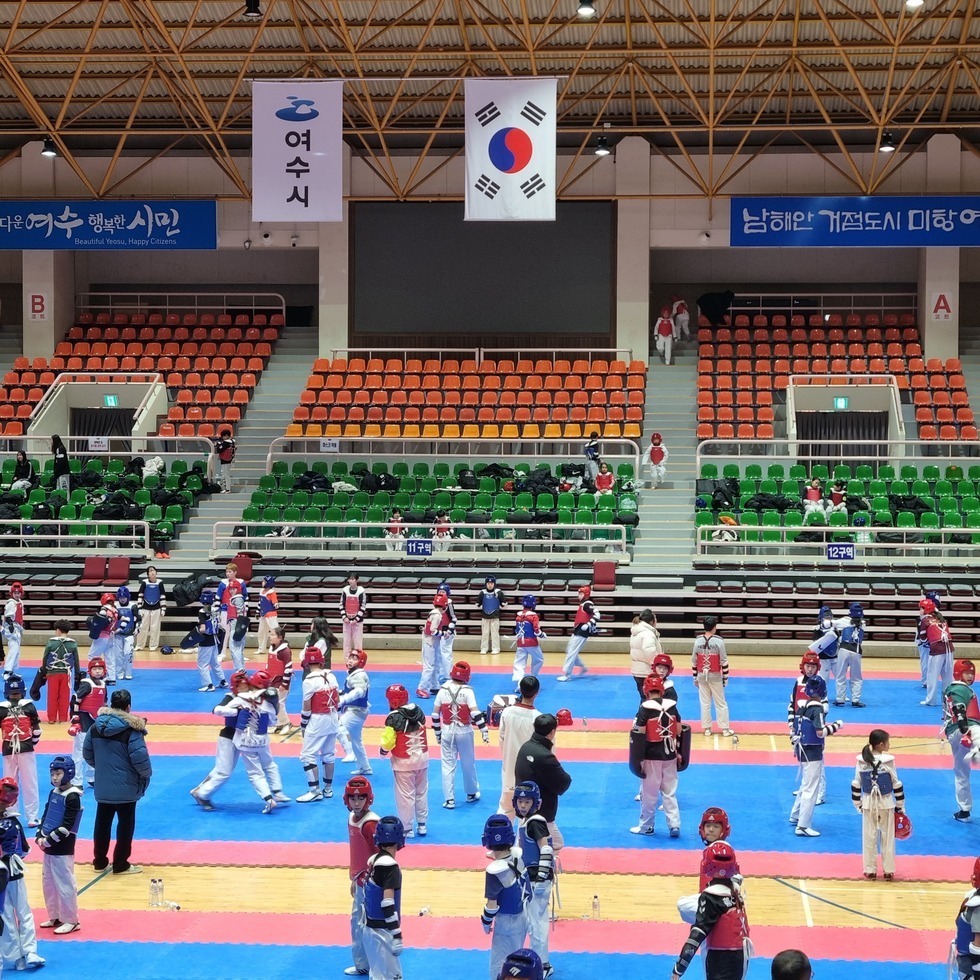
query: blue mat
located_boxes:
[18,941,946,980]
[60,754,969,858]
[27,664,946,726]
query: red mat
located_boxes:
[39,907,949,961]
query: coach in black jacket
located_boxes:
[514,713,572,848]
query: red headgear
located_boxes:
[8,582,23,599]
[302,647,325,669]
[347,649,368,670]
[344,776,374,810]
[702,841,739,880]
[972,856,980,890]
[954,660,976,682]
[249,669,271,690]
[698,806,732,843]
[651,433,662,444]
[642,674,665,699]
[800,652,821,672]
[578,586,591,600]
[386,684,409,709]
[653,653,674,675]
[88,657,107,679]
[894,811,913,841]
[919,598,936,615]
[450,661,471,683]
[556,707,574,727]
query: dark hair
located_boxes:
[54,619,71,634]
[771,949,811,980]
[589,430,599,439]
[110,688,132,710]
[308,617,331,643]
[634,609,656,625]
[51,434,65,452]
[518,675,540,699]
[534,713,558,737]
[703,616,719,631]
[862,729,890,766]
[220,428,232,438]
[15,450,26,463]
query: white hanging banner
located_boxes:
[252,80,344,222]
[464,78,557,221]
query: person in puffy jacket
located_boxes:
[82,689,151,875]
[630,609,663,699]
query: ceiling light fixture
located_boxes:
[878,131,896,153]
[594,136,611,157]
[905,0,924,8]
[244,0,262,19]
[40,137,58,157]
[577,1,596,18]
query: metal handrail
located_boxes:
[329,347,480,365]
[723,291,918,319]
[695,437,980,471]
[75,291,286,317]
[785,373,905,444]
[0,520,152,554]
[211,519,628,561]
[326,347,634,366]
[266,436,643,477]
[4,434,216,470]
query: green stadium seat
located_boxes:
[910,480,930,497]
[846,479,865,496]
[759,479,778,495]
[271,461,288,478]
[956,480,976,498]
[833,464,851,480]
[922,465,940,481]
[899,464,918,481]
[722,464,740,480]
[810,464,829,481]
[412,463,429,479]
[934,480,953,497]
[745,464,762,480]
[766,464,785,480]
[700,464,718,480]
[877,465,895,480]
[890,480,909,495]
[854,465,873,481]
[789,464,807,481]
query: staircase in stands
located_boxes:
[0,329,21,384]
[168,322,319,563]
[631,339,697,568]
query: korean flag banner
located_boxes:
[252,79,344,223]
[465,77,557,221]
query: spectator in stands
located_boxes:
[802,478,827,519]
[671,294,690,342]
[212,428,236,493]
[431,510,453,553]
[50,436,70,496]
[647,433,669,490]
[771,950,812,979]
[385,508,406,552]
[9,451,34,493]
[655,306,675,365]
[583,431,600,483]
[629,609,663,700]
[594,462,615,496]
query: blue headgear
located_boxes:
[522,595,537,609]
[695,496,707,509]
[49,755,76,787]
[3,675,25,701]
[512,781,542,814]
[485,575,497,584]
[853,516,866,526]
[160,645,174,655]
[116,585,131,602]
[438,581,452,596]
[482,814,516,850]
[199,590,215,606]
[373,815,406,849]
[804,674,828,700]
[818,605,832,619]
[263,576,276,589]
[925,590,942,610]
[498,949,544,980]
[849,602,864,619]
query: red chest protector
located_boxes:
[706,899,749,950]
[348,812,380,880]
[696,637,721,673]
[2,713,32,744]
[343,590,362,617]
[267,646,290,681]
[79,683,107,717]
[573,603,593,628]
[644,710,680,743]
[393,725,429,760]
[650,446,665,465]
[440,690,472,726]
[310,684,340,714]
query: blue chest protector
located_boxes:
[515,617,539,642]
[0,817,25,858]
[233,705,270,735]
[792,713,820,746]
[480,591,501,616]
[40,788,82,837]
[518,814,550,871]
[489,858,531,914]
[840,624,864,649]
[860,765,893,795]
[142,582,163,605]
[956,905,976,955]
[116,606,137,637]
[364,859,401,921]
[343,672,370,710]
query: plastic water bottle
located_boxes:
[591,894,600,920]
[418,906,431,916]
[163,900,181,911]
[149,878,163,907]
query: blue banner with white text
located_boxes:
[0,200,217,249]
[730,195,980,247]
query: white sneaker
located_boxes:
[634,793,641,801]
[556,674,569,682]
[262,798,277,813]
[324,787,334,798]
[417,823,427,837]
[272,792,292,803]
[795,826,820,837]
[198,684,215,692]
[630,825,654,835]
[296,790,323,803]
[342,754,357,763]
[443,799,455,809]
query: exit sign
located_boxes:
[104,394,119,407]
[833,396,849,410]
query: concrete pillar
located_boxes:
[21,250,74,361]
[614,137,652,364]
[318,143,350,357]
[917,134,961,360]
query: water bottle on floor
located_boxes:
[591,894,600,920]
[149,878,163,907]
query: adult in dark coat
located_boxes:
[514,713,572,849]
[82,688,151,875]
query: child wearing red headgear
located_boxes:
[296,646,341,803]
[432,661,489,809]
[655,306,675,365]
[417,597,445,698]
[558,586,597,682]
[945,659,980,822]
[851,728,905,880]
[380,685,429,839]
[344,775,380,976]
[670,840,752,979]
[677,806,733,924]
[647,433,669,490]
[629,674,682,837]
